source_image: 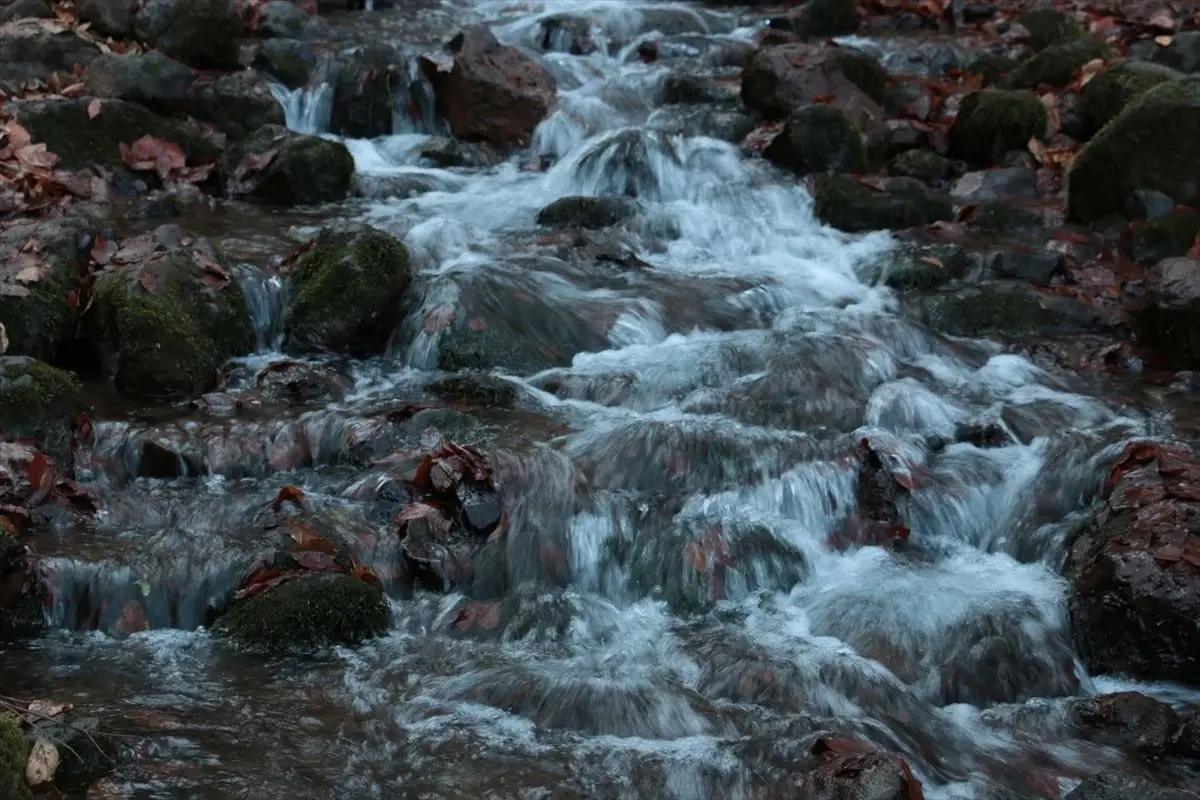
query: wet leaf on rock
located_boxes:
[26,699,72,719]
[87,98,102,119]
[1154,544,1183,563]
[271,484,306,512]
[120,136,187,183]
[453,601,501,631]
[25,737,59,786]
[292,550,338,572]
[89,237,118,266]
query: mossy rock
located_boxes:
[1019,8,1085,52]
[0,217,93,363]
[965,53,1020,86]
[93,247,254,396]
[834,49,890,107]
[764,104,866,174]
[792,0,858,38]
[0,713,32,800]
[212,573,390,651]
[949,89,1048,166]
[536,196,639,230]
[9,96,219,172]
[861,242,967,290]
[185,72,287,141]
[812,172,953,233]
[253,38,317,91]
[1069,80,1200,222]
[220,124,354,205]
[969,202,1044,235]
[132,0,242,70]
[1005,37,1109,90]
[905,282,1105,337]
[887,148,953,183]
[0,358,79,461]
[1134,257,1200,368]
[1131,211,1200,265]
[284,225,412,355]
[1079,60,1184,139]
[436,320,572,374]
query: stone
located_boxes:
[0,19,100,83]
[1150,30,1200,74]
[660,73,736,105]
[1079,60,1182,139]
[133,0,243,70]
[330,44,405,140]
[812,172,953,233]
[536,196,639,230]
[949,89,1048,166]
[951,167,1038,202]
[966,53,1019,86]
[787,0,858,38]
[1065,772,1200,800]
[423,25,556,148]
[1006,37,1109,90]
[1069,80,1200,222]
[83,52,196,114]
[0,0,51,23]
[257,0,314,39]
[185,71,286,141]
[220,125,353,205]
[0,714,31,800]
[77,0,134,38]
[1019,7,1084,52]
[1126,189,1177,221]
[1134,257,1200,368]
[0,358,79,462]
[1067,692,1180,759]
[905,282,1108,337]
[536,13,594,56]
[283,224,412,355]
[887,149,954,183]
[253,37,317,90]
[968,201,1044,234]
[1131,211,1200,265]
[764,104,867,174]
[988,246,1063,282]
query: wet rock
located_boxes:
[428,373,519,409]
[536,196,639,230]
[0,18,99,83]
[794,737,924,800]
[764,104,866,175]
[0,358,79,461]
[416,137,501,169]
[283,225,412,355]
[186,71,287,141]
[250,359,352,404]
[253,38,317,90]
[966,53,1019,86]
[1127,189,1177,222]
[887,149,954,183]
[536,13,594,56]
[967,201,1044,235]
[0,529,41,640]
[1067,691,1180,759]
[812,172,952,233]
[0,713,31,800]
[906,282,1106,337]
[1065,772,1200,800]
[9,97,215,172]
[988,246,1064,282]
[330,44,403,140]
[862,242,967,290]
[1079,60,1182,139]
[660,73,736,105]
[132,0,242,70]
[949,89,1048,166]
[23,712,117,790]
[1131,210,1200,266]
[83,52,196,114]
[1019,8,1084,52]
[219,124,354,205]
[1066,442,1200,683]
[0,0,51,23]
[1069,80,1200,222]
[951,166,1037,203]
[1006,37,1108,90]
[257,0,316,38]
[213,572,389,650]
[1134,257,1200,368]
[77,0,134,38]
[1149,31,1200,74]
[787,0,859,38]
[92,239,254,396]
[882,119,929,156]
[0,216,94,362]
[423,24,556,148]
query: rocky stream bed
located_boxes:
[2,0,1200,797]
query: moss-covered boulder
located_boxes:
[93,243,254,396]
[764,104,866,174]
[790,0,858,38]
[0,713,32,800]
[741,43,889,122]
[132,0,242,70]
[0,18,99,84]
[887,148,954,183]
[1079,60,1181,139]
[812,172,953,233]
[220,125,353,205]
[212,573,390,651]
[284,225,412,355]
[966,53,1019,86]
[1019,8,1084,52]
[1006,38,1109,90]
[968,201,1044,235]
[949,89,1048,166]
[0,217,94,363]
[82,51,195,115]
[9,97,218,172]
[1131,210,1200,266]
[536,196,639,229]
[1134,257,1200,368]
[1149,30,1200,74]
[903,282,1108,338]
[1069,80,1200,222]
[0,358,79,460]
[185,72,286,142]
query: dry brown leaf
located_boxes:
[1155,35,1173,47]
[87,98,102,119]
[1078,58,1107,88]
[15,143,56,170]
[25,737,59,786]
[4,122,31,149]
[1148,10,1176,31]
[27,699,72,719]
[137,271,156,292]
[1028,137,1048,165]
[918,256,944,269]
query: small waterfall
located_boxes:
[392,57,443,135]
[241,272,291,352]
[269,81,334,135]
[364,0,374,10]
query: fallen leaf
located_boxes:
[15,143,57,170]
[90,237,118,265]
[292,550,338,571]
[4,122,31,149]
[1148,10,1176,31]
[1028,137,1048,164]
[918,256,944,269]
[1156,35,1174,47]
[120,136,187,182]
[25,738,59,786]
[271,484,306,512]
[1154,544,1183,563]
[116,599,150,635]
[87,98,102,119]
[26,699,72,719]
[137,270,156,292]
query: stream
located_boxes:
[3,1,1199,798]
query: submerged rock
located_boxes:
[0,358,79,461]
[764,104,866,174]
[283,225,412,355]
[1134,257,1200,368]
[948,89,1048,166]
[536,196,639,229]
[132,0,243,70]
[219,124,354,205]
[213,573,389,650]
[812,172,952,233]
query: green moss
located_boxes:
[835,49,890,107]
[286,227,412,354]
[765,104,866,174]
[1080,61,1180,139]
[1069,80,1200,222]
[949,89,1048,166]
[1006,38,1109,90]
[0,219,88,362]
[212,573,390,651]
[813,173,953,233]
[1131,211,1200,265]
[0,713,32,800]
[887,148,952,182]
[966,54,1020,86]
[1020,8,1085,52]
[0,359,79,458]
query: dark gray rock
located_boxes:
[1065,772,1199,800]
[77,0,134,38]
[0,0,51,23]
[258,0,316,39]
[133,0,242,70]
[537,196,639,230]
[253,38,318,90]
[186,71,286,141]
[83,52,196,114]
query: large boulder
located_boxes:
[1069,80,1200,222]
[1134,257,1200,368]
[0,357,79,461]
[1132,210,1200,266]
[949,89,1048,166]
[903,282,1109,338]
[283,225,412,355]
[1019,8,1084,51]
[1078,60,1182,139]
[330,44,404,139]
[253,37,317,90]
[219,124,354,205]
[132,0,242,70]
[77,0,134,38]
[764,104,866,174]
[812,172,952,233]
[423,25,556,148]
[0,18,99,83]
[0,713,31,800]
[1066,442,1200,684]
[92,238,255,396]
[185,71,286,141]
[1005,37,1107,90]
[536,196,639,229]
[83,52,196,115]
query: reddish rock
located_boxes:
[1068,692,1181,760]
[423,25,556,148]
[1066,441,1200,684]
[793,737,925,800]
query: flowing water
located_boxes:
[5,1,1200,798]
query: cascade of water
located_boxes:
[269,81,334,135]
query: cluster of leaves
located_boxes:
[0,120,109,220]
[0,440,97,537]
[1100,441,1200,569]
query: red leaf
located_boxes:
[292,550,338,571]
[66,289,79,309]
[271,484,306,512]
[26,450,55,497]
[424,304,456,334]
[352,563,382,587]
